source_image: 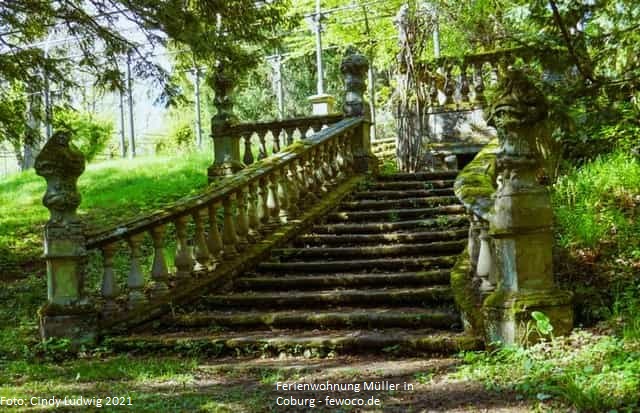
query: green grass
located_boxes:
[0,152,211,277]
[552,151,640,257]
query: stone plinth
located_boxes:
[308,93,335,116]
[483,68,572,345]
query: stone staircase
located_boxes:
[110,171,483,357]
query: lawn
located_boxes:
[0,151,211,279]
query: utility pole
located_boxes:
[313,0,324,96]
[118,88,127,158]
[193,66,203,147]
[361,4,377,140]
[126,53,136,159]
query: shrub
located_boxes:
[154,122,196,154]
[53,109,114,162]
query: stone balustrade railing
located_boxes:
[37,116,369,342]
[227,114,344,166]
[451,67,573,345]
[415,48,531,111]
[35,48,376,343]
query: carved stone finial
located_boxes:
[211,66,237,129]
[341,47,370,118]
[34,129,85,225]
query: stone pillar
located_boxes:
[308,94,335,116]
[483,68,572,345]
[341,48,378,173]
[34,129,96,344]
[208,67,243,181]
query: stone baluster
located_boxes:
[321,142,335,184]
[208,68,242,181]
[443,65,455,105]
[256,177,269,231]
[247,182,261,239]
[266,172,281,227]
[236,188,250,249]
[34,129,96,342]
[285,128,296,145]
[207,202,223,265]
[243,135,254,166]
[149,225,170,296]
[101,243,119,314]
[126,233,147,309]
[276,168,290,222]
[341,47,377,173]
[301,153,319,200]
[192,209,211,271]
[285,163,300,217]
[313,147,328,193]
[460,64,471,104]
[257,133,268,160]
[174,215,194,281]
[476,222,494,293]
[473,62,486,106]
[222,195,239,259]
[272,130,281,153]
[343,131,355,174]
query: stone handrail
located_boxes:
[37,116,368,341]
[227,114,345,165]
[415,48,531,111]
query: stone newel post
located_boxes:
[341,48,378,173]
[34,130,96,343]
[483,68,572,344]
[208,67,243,181]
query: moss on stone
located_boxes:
[450,247,483,336]
[453,139,499,218]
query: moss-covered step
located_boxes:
[106,329,483,358]
[340,196,460,211]
[235,270,451,290]
[271,241,465,261]
[294,229,468,246]
[256,255,457,273]
[164,307,460,330]
[201,286,453,309]
[326,205,466,223]
[352,188,455,199]
[311,215,469,235]
[370,180,455,190]
[376,171,459,181]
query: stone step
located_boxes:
[272,241,465,261]
[352,188,455,199]
[166,307,460,330]
[256,255,457,273]
[340,196,460,211]
[311,215,469,235]
[203,286,453,309]
[370,180,455,191]
[377,171,459,181]
[107,329,483,357]
[294,229,468,246]
[237,270,450,290]
[327,205,466,223]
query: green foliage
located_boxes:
[458,328,640,411]
[0,152,210,278]
[52,109,114,162]
[154,121,196,154]
[552,151,640,257]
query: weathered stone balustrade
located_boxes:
[452,67,573,345]
[416,48,531,111]
[36,48,376,343]
[226,114,344,167]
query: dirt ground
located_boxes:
[160,355,544,412]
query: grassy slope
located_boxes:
[0,152,211,276]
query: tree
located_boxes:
[0,0,290,165]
